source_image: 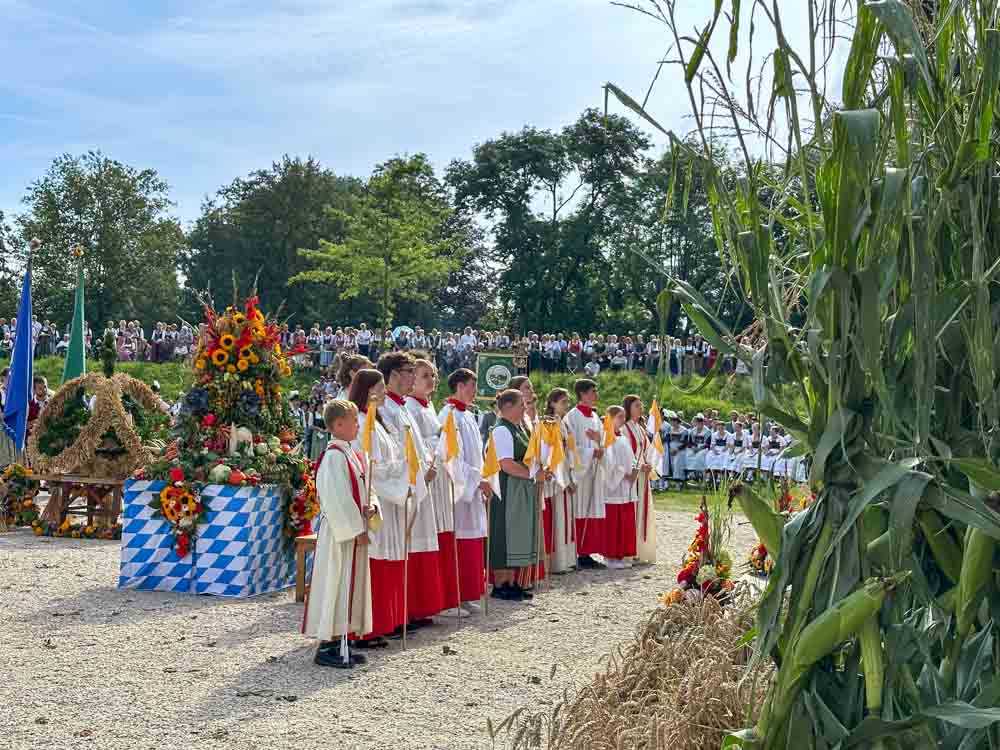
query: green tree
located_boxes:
[292,155,456,329]
[16,151,184,328]
[183,156,362,321]
[0,210,22,314]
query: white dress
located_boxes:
[760,436,784,474]
[685,426,710,473]
[624,422,657,563]
[705,431,732,472]
[741,436,764,475]
[728,432,751,473]
[545,420,577,573]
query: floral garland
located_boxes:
[1,464,40,529]
[30,517,122,540]
[658,501,734,606]
[149,466,206,557]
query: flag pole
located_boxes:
[482,495,490,617]
[402,486,412,651]
[450,477,462,628]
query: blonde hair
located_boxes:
[413,358,437,376]
[323,398,359,429]
[605,405,625,419]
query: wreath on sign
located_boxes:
[27,372,163,480]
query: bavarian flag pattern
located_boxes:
[118,480,296,597]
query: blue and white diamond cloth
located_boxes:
[118,480,297,597]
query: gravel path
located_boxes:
[2,508,756,750]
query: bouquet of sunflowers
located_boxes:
[1,463,40,528]
[148,466,206,557]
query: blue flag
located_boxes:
[3,266,34,451]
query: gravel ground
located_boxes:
[2,508,755,750]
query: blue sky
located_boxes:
[1,0,815,227]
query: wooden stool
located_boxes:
[295,534,317,603]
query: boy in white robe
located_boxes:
[565,379,607,568]
[302,399,376,668]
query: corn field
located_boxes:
[607,0,1000,747]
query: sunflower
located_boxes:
[226,364,237,374]
[195,358,206,371]
[233,312,246,325]
[219,333,236,351]
[211,349,229,367]
[239,345,252,360]
[237,358,250,372]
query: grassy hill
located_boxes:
[4,356,760,416]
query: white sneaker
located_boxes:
[461,601,482,613]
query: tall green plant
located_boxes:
[610,1,1000,747]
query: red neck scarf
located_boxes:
[386,391,405,406]
[576,404,595,418]
[446,397,467,412]
[409,395,429,408]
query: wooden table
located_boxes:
[295,534,317,603]
[36,474,125,528]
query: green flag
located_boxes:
[61,263,86,383]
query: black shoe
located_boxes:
[409,618,434,630]
[314,648,353,669]
[577,555,606,570]
[352,637,389,650]
[513,585,533,600]
[349,650,368,665]
[318,640,340,652]
[491,584,519,601]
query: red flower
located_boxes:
[175,532,190,558]
[202,413,218,428]
[677,565,696,586]
[169,466,185,483]
[695,511,707,524]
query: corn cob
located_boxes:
[858,616,884,713]
[917,510,962,584]
[792,577,892,670]
[956,527,994,638]
[730,482,784,555]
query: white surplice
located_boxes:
[564,406,606,523]
[437,401,488,540]
[302,439,374,641]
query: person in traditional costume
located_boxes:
[377,352,444,628]
[660,411,688,491]
[622,395,657,564]
[406,358,462,617]
[489,389,542,601]
[544,389,577,573]
[599,405,638,569]
[509,376,542,590]
[706,420,732,488]
[347,370,408,648]
[761,424,785,478]
[565,379,607,569]
[728,421,750,480]
[685,413,710,483]
[438,368,491,611]
[741,422,764,481]
[302,399,377,668]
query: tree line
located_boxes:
[0,108,751,337]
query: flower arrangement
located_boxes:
[148,466,206,557]
[142,290,306,489]
[1,464,40,529]
[285,465,319,538]
[659,497,734,606]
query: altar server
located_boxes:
[565,379,607,569]
[348,369,409,647]
[600,405,637,569]
[377,352,444,627]
[438,369,491,610]
[302,399,375,668]
[543,388,577,573]
[623,395,657,564]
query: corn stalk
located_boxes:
[609,1,1000,747]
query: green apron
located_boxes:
[489,418,539,570]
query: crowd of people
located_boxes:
[299,348,803,668]
[2,315,753,380]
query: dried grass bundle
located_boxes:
[496,585,771,750]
